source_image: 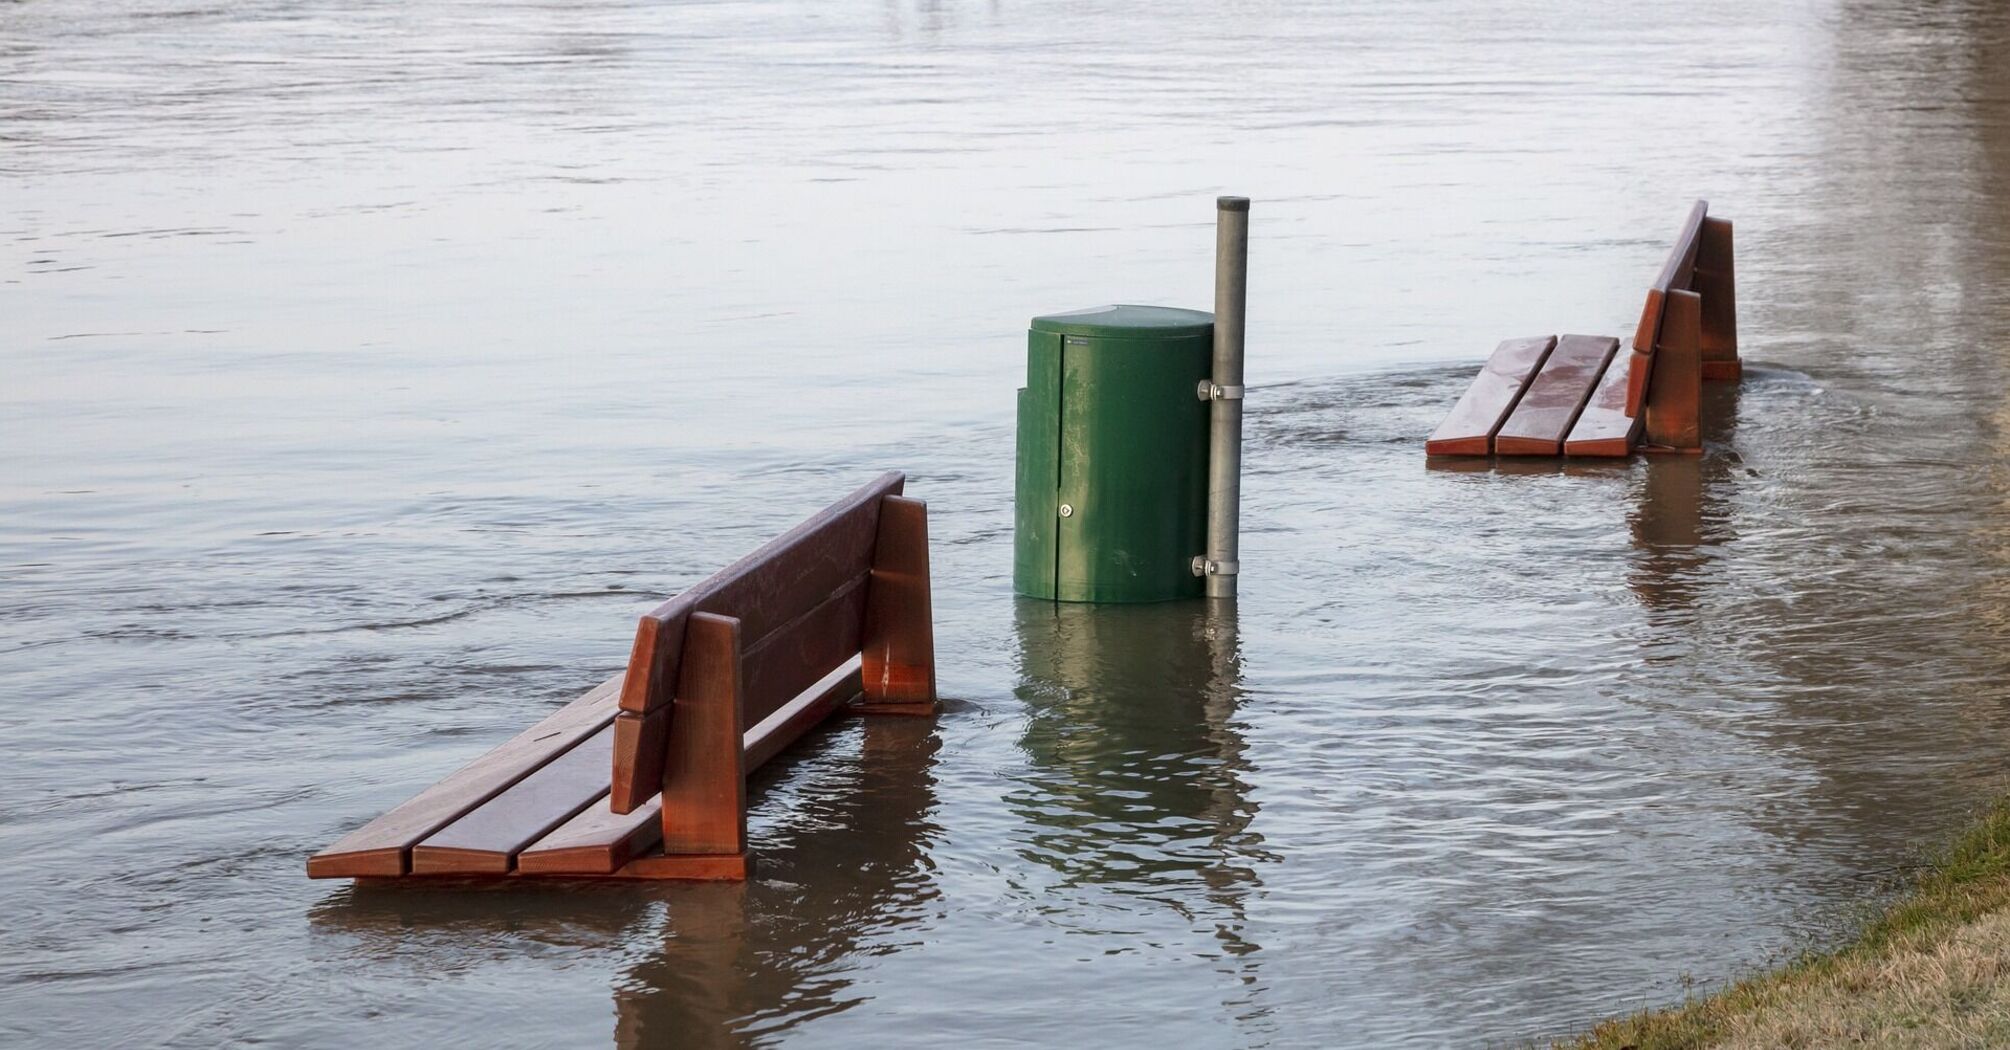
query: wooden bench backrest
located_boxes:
[608,470,929,817]
[1625,199,1709,417]
[619,471,902,719]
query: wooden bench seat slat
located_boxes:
[516,793,663,875]
[520,659,866,875]
[409,723,618,875]
[1563,350,1644,457]
[305,671,623,878]
[1495,335,1619,456]
[1424,336,1556,456]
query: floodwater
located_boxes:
[5,0,2010,1046]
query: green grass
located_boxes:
[1557,800,2010,1050]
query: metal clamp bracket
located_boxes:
[1190,556,1241,577]
[1196,381,1245,402]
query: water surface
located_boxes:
[6,1,2010,1046]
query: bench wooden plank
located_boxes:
[608,706,670,814]
[408,723,617,875]
[1494,335,1619,456]
[516,793,663,876]
[1650,199,1709,296]
[617,472,903,715]
[520,659,865,875]
[1696,216,1739,378]
[1424,336,1556,456]
[697,477,893,648]
[305,671,623,878]
[738,570,868,728]
[1563,349,1644,457]
[745,659,864,772]
[1628,200,1709,416]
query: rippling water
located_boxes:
[6,1,2010,1046]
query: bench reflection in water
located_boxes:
[612,715,942,1044]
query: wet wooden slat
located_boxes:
[523,659,864,875]
[1628,200,1709,417]
[1650,199,1709,297]
[608,707,670,814]
[409,724,617,875]
[1424,336,1555,456]
[617,472,903,715]
[697,475,896,647]
[305,671,622,878]
[1495,335,1619,456]
[517,794,663,875]
[612,849,749,881]
[1563,350,1643,457]
[738,571,868,729]
[744,659,864,772]
[1696,216,1740,379]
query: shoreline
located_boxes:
[1556,801,2010,1049]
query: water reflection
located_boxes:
[305,716,941,1047]
[1009,599,1267,958]
[612,716,941,1046]
[1626,381,1742,614]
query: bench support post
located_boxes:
[659,612,748,859]
[610,706,671,814]
[1695,217,1740,380]
[856,495,938,716]
[1643,289,1703,454]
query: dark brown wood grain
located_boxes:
[858,495,937,713]
[1651,199,1709,297]
[1495,335,1619,456]
[617,472,902,717]
[1563,350,1644,457]
[738,571,869,728]
[516,793,664,875]
[305,671,623,878]
[1628,201,1711,418]
[612,849,749,881]
[744,661,865,771]
[408,723,618,875]
[1425,336,1555,456]
[659,612,747,857]
[608,707,670,815]
[1696,216,1740,379]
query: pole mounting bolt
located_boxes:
[1191,556,1240,577]
[1196,381,1245,402]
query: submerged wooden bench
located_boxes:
[1426,200,1739,458]
[307,472,937,883]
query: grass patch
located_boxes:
[1557,800,2010,1049]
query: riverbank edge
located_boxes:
[1554,799,2010,1049]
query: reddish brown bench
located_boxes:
[1426,200,1739,457]
[307,472,937,883]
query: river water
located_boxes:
[6,1,2010,1046]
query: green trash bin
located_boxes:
[1014,304,1215,603]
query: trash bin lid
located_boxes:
[1030,304,1214,340]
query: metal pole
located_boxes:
[1205,196,1248,600]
